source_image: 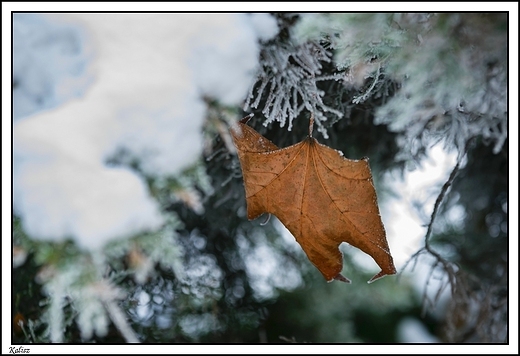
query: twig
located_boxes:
[400,140,471,312]
[352,64,381,104]
[48,291,64,343]
[424,157,462,252]
[104,300,140,343]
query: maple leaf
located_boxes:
[230,115,396,283]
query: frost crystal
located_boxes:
[244,40,343,138]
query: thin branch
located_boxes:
[352,64,381,104]
[48,291,64,343]
[400,139,472,306]
[104,300,140,343]
[424,157,462,252]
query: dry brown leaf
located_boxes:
[230,115,396,283]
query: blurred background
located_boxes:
[11,12,509,344]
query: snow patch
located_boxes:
[249,13,279,41]
[13,13,269,249]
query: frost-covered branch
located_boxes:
[293,13,508,161]
[80,280,139,343]
[352,63,381,104]
[245,40,343,138]
[104,298,139,343]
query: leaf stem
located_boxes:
[309,112,314,137]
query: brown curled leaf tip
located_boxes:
[333,273,352,284]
